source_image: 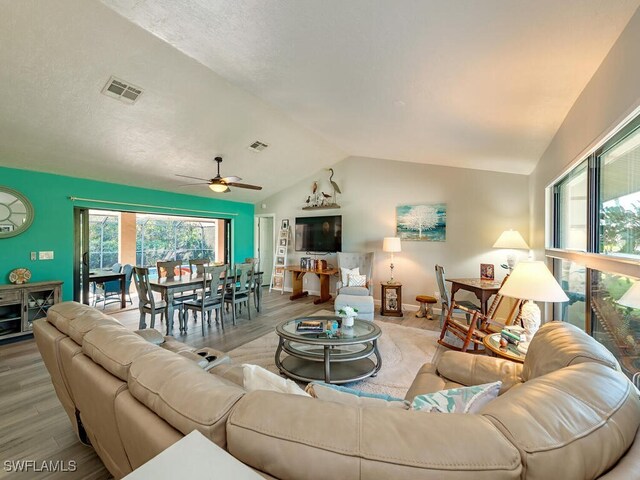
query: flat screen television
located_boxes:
[295,215,342,252]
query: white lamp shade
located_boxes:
[383,237,401,253]
[499,261,569,302]
[618,281,640,309]
[493,230,530,250]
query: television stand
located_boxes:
[285,266,338,304]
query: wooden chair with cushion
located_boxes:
[435,264,480,326]
[438,276,523,353]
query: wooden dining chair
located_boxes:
[189,258,210,276]
[224,263,254,324]
[183,265,227,335]
[132,267,169,330]
[438,276,523,353]
[157,260,183,280]
[244,257,261,312]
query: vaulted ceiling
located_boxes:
[1,0,638,202]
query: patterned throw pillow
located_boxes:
[305,382,409,409]
[348,274,367,287]
[411,381,501,413]
[340,267,359,286]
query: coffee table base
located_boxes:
[279,355,379,384]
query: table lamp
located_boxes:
[617,281,640,309]
[498,261,568,341]
[492,229,530,273]
[383,237,401,284]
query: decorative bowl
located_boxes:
[9,268,31,285]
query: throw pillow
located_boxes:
[411,381,501,413]
[340,267,359,286]
[305,382,409,409]
[243,364,310,397]
[347,274,367,287]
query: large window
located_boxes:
[88,210,229,271]
[549,113,640,382]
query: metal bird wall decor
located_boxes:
[302,169,342,210]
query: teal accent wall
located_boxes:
[0,166,254,300]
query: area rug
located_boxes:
[227,317,443,399]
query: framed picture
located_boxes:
[277,246,286,255]
[274,266,284,276]
[273,276,283,289]
[0,225,13,233]
[279,229,288,239]
[281,219,289,229]
[276,256,285,265]
[396,203,446,241]
[480,263,495,281]
[279,238,287,247]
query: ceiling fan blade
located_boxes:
[221,175,242,183]
[175,174,212,182]
[177,182,211,187]
[227,182,263,190]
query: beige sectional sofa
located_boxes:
[34,301,640,479]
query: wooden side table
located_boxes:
[380,283,403,317]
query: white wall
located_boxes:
[258,156,529,310]
[530,8,640,256]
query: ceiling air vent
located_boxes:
[101,76,143,104]
[248,140,269,152]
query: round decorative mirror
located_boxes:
[0,187,34,238]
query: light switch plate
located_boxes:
[39,251,54,260]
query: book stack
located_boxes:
[296,320,324,333]
[500,325,525,346]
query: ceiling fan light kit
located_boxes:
[176,156,262,193]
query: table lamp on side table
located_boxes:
[383,237,401,284]
[498,261,569,350]
[493,230,530,273]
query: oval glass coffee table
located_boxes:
[275,316,382,384]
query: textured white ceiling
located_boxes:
[101,0,640,175]
[0,1,638,204]
[0,0,345,202]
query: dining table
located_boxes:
[89,270,127,309]
[447,277,503,315]
[149,270,263,335]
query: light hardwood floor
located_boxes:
[0,290,440,479]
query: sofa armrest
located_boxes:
[436,351,523,393]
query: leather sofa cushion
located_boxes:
[128,349,244,448]
[48,301,122,345]
[482,363,640,479]
[135,328,165,345]
[436,351,523,393]
[83,324,159,381]
[405,363,462,401]
[114,390,183,470]
[227,391,522,480]
[523,321,619,381]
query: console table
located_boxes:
[0,281,62,341]
[285,266,338,304]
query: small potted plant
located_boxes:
[338,306,358,327]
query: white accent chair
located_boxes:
[335,252,375,321]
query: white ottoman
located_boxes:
[334,294,375,321]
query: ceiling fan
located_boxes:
[176,156,262,193]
